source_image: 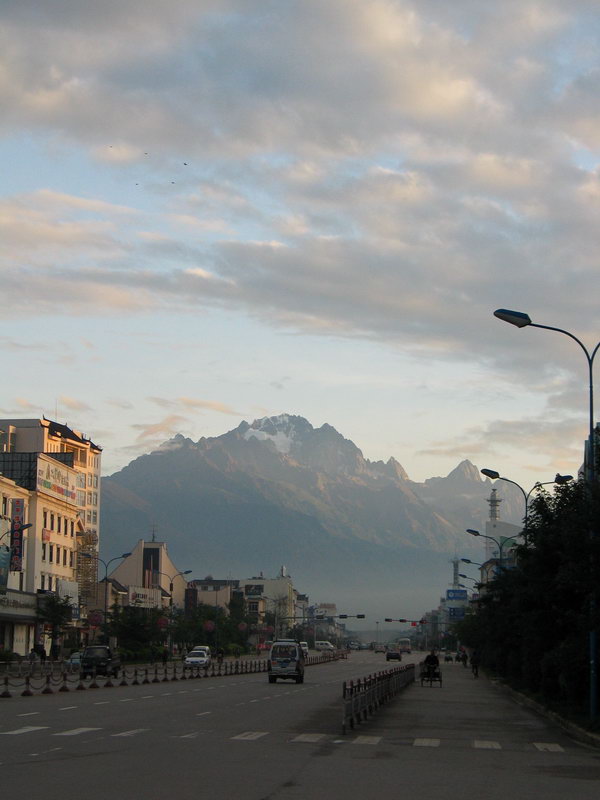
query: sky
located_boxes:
[2,0,600,492]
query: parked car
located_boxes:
[80,645,121,678]
[374,643,386,653]
[184,647,212,667]
[268,641,305,684]
[386,649,402,662]
[65,651,82,668]
[315,640,335,652]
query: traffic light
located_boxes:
[356,614,365,619]
[338,614,348,619]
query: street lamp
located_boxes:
[154,570,192,607]
[460,558,482,567]
[458,574,477,583]
[480,468,573,534]
[495,308,600,719]
[466,528,520,567]
[81,552,131,620]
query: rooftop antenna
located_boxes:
[150,524,157,542]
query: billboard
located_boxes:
[0,546,10,593]
[446,588,468,601]
[36,454,77,505]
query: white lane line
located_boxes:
[161,693,172,696]
[250,699,260,703]
[533,742,564,752]
[414,738,440,747]
[473,740,501,750]
[119,698,133,702]
[181,732,198,739]
[53,728,102,737]
[142,696,153,699]
[196,712,212,717]
[59,707,77,711]
[112,729,148,737]
[353,736,381,745]
[292,734,326,743]
[177,691,189,694]
[1,727,49,735]
[18,713,40,717]
[93,701,110,705]
[231,731,269,741]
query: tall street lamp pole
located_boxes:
[81,552,131,620]
[480,469,572,536]
[466,528,520,567]
[155,570,192,607]
[494,308,600,720]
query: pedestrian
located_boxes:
[470,649,480,678]
[461,651,468,668]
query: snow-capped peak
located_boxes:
[241,414,311,455]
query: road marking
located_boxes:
[53,728,102,737]
[18,713,40,717]
[177,691,189,694]
[161,693,172,696]
[142,696,153,699]
[353,736,381,745]
[181,732,198,739]
[533,742,564,752]
[112,729,148,737]
[231,731,269,741]
[1,727,49,735]
[196,712,212,716]
[414,738,440,747]
[93,701,110,705]
[59,706,77,711]
[473,740,501,749]
[250,699,260,703]
[292,734,326,743]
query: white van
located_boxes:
[315,640,335,652]
[268,641,305,683]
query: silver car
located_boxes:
[184,647,212,667]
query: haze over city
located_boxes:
[2,0,600,491]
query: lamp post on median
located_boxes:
[466,528,520,569]
[494,308,600,719]
[154,570,192,608]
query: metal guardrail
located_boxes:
[0,649,348,698]
[341,663,415,734]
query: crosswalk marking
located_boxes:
[1,727,49,735]
[53,728,102,737]
[533,742,564,752]
[231,731,269,741]
[473,740,501,750]
[353,736,381,745]
[292,734,326,743]
[112,729,148,737]
[414,738,440,747]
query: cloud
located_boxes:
[147,396,241,415]
[58,395,92,412]
[131,414,188,441]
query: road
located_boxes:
[2,651,600,798]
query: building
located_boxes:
[0,418,102,607]
[186,577,240,616]
[108,539,190,609]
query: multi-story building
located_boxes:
[185,577,240,615]
[0,418,102,607]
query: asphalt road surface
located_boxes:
[2,651,600,799]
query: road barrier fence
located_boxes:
[0,649,348,698]
[342,663,415,734]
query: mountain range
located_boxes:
[100,414,525,617]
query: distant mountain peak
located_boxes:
[239,414,314,454]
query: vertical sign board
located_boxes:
[10,498,25,572]
[0,546,10,593]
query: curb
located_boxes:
[491,677,600,750]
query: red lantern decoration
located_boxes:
[203,620,215,633]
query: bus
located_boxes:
[397,637,411,654]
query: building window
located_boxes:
[56,545,61,564]
[69,551,73,567]
[63,549,67,566]
[86,511,91,523]
[88,474,93,487]
[49,545,54,563]
[70,520,74,537]
[50,513,55,530]
[43,509,48,528]
[93,475,98,488]
[42,543,47,561]
[92,492,98,506]
[92,511,97,525]
[41,574,45,590]
[57,516,62,534]
[87,492,92,505]
[77,490,85,506]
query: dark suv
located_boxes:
[81,645,121,678]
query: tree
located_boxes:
[36,594,74,658]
